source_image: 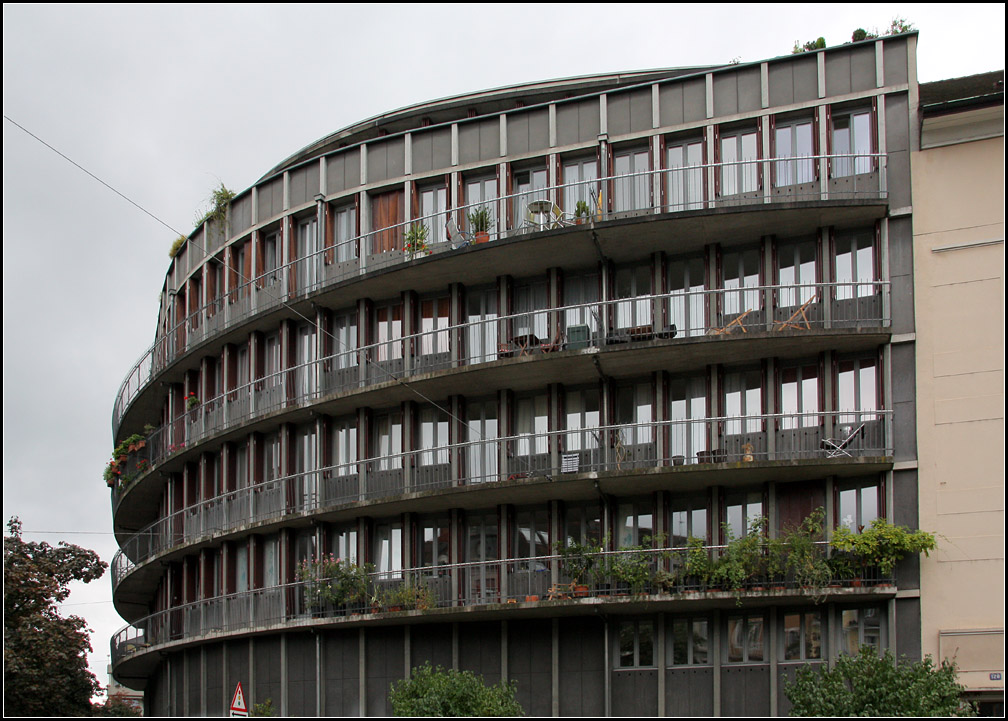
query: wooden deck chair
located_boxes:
[707,308,753,335]
[774,293,818,331]
[821,423,865,458]
[539,328,566,353]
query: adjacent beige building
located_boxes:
[912,71,1005,709]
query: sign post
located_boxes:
[230,682,248,717]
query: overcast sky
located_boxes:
[3,2,1004,697]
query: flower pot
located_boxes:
[475,231,490,244]
[672,455,685,466]
[525,595,539,603]
[573,584,589,597]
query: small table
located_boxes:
[526,200,553,231]
[510,334,540,356]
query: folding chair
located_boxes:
[707,308,753,335]
[446,216,473,249]
[774,293,818,331]
[821,423,865,458]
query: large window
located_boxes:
[669,496,709,546]
[615,381,654,456]
[464,175,498,237]
[372,521,403,576]
[514,394,548,462]
[834,230,876,299]
[465,287,498,364]
[774,119,815,186]
[330,417,358,477]
[561,156,598,216]
[465,512,499,602]
[296,216,319,290]
[372,411,403,471]
[668,375,707,463]
[563,269,600,339]
[417,296,450,367]
[465,399,498,483]
[613,264,652,331]
[783,611,823,660]
[780,362,820,428]
[726,613,765,663]
[836,356,878,423]
[722,247,762,318]
[418,406,450,467]
[373,302,403,364]
[328,310,358,371]
[668,256,706,337]
[616,500,654,548]
[330,524,358,565]
[612,147,651,213]
[666,138,704,211]
[777,239,818,308]
[838,606,883,654]
[669,617,710,665]
[831,108,873,177]
[562,501,602,547]
[724,490,763,541]
[417,183,448,245]
[512,167,548,228]
[415,516,450,574]
[724,367,763,436]
[261,230,281,287]
[618,619,655,668]
[564,386,601,468]
[720,129,759,196]
[331,203,358,263]
[837,478,881,532]
[512,278,548,340]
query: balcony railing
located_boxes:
[112,279,890,499]
[111,409,892,589]
[112,153,886,436]
[111,541,893,667]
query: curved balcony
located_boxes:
[111,543,896,679]
[111,281,891,527]
[112,153,887,439]
[112,409,893,611]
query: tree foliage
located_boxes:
[4,517,108,716]
[91,692,143,716]
[389,663,524,717]
[784,645,976,716]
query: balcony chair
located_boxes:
[446,216,474,249]
[707,308,753,335]
[820,423,865,458]
[774,293,819,331]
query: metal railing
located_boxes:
[112,279,890,499]
[111,540,893,666]
[112,153,886,435]
[111,409,891,589]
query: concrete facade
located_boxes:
[108,35,940,716]
[912,71,1005,707]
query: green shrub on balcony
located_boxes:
[830,517,936,576]
[297,556,372,610]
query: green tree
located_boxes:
[389,662,524,716]
[784,645,976,716]
[91,691,143,716]
[3,517,108,716]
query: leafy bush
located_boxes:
[784,645,975,716]
[389,663,523,716]
[830,518,936,575]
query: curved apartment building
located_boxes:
[110,34,926,716]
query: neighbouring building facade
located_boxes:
[912,71,1005,714]
[109,33,957,716]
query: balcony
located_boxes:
[111,280,890,516]
[112,153,887,438]
[111,409,892,600]
[111,542,895,674]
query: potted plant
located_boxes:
[467,206,493,243]
[830,517,936,581]
[555,539,598,596]
[610,545,652,595]
[782,508,832,602]
[403,223,431,258]
[185,392,200,411]
[574,200,590,225]
[711,519,766,603]
[682,536,713,592]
